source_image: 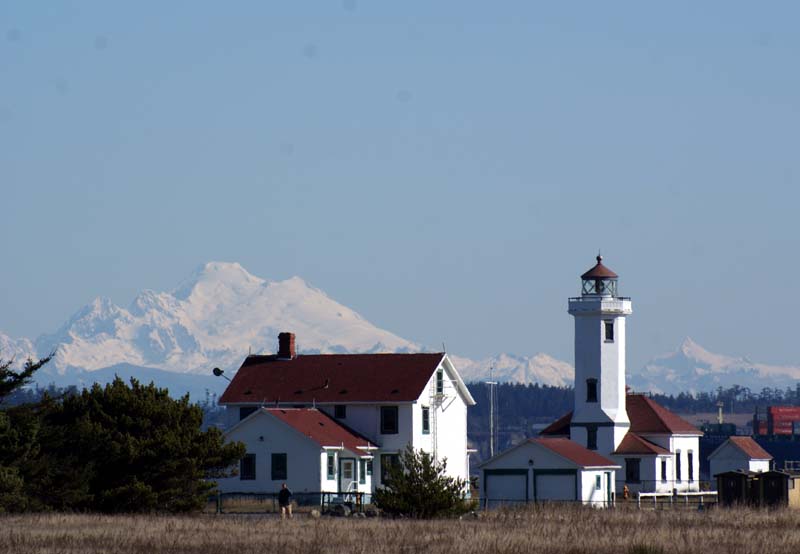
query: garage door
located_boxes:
[484,470,528,508]
[535,473,576,502]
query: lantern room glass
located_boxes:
[582,277,617,297]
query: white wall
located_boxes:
[671,436,701,492]
[215,411,324,494]
[709,443,771,486]
[579,470,614,507]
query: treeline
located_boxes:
[0,357,243,514]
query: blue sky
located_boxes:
[2,2,799,369]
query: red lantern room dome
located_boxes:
[580,255,619,296]
[581,255,618,280]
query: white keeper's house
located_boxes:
[481,256,703,504]
[214,332,476,497]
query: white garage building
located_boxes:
[479,437,619,508]
[708,436,772,487]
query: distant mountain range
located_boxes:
[1,262,798,399]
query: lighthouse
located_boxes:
[568,256,632,456]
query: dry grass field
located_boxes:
[2,505,798,554]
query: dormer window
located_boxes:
[586,379,598,403]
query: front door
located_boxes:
[339,457,357,492]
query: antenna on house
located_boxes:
[249,345,252,356]
[442,342,446,352]
[212,367,231,382]
[485,365,498,458]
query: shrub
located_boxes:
[373,445,474,518]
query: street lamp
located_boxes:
[212,367,231,382]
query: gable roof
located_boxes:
[540,411,573,436]
[266,408,376,455]
[540,395,702,437]
[479,437,619,469]
[228,407,376,456]
[626,395,702,435]
[219,352,467,404]
[531,438,619,468]
[612,433,671,456]
[709,436,773,461]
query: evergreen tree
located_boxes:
[29,377,245,513]
[373,445,473,518]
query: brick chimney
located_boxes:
[277,332,296,359]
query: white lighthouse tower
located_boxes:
[568,256,632,456]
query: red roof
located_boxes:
[531,437,618,467]
[626,395,702,435]
[581,256,618,280]
[540,395,702,437]
[727,436,772,460]
[263,408,375,455]
[612,433,671,456]
[219,353,446,404]
[540,411,573,436]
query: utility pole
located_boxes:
[486,366,498,458]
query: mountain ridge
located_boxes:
[2,264,799,399]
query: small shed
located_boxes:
[716,470,800,508]
[709,436,772,486]
[479,437,619,508]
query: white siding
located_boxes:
[709,442,771,486]
[215,412,325,494]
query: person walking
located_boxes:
[278,483,293,519]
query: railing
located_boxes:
[637,491,717,510]
[211,491,371,514]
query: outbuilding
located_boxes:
[708,436,772,486]
[479,437,620,508]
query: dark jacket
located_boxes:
[278,488,292,506]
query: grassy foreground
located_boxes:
[1,505,797,554]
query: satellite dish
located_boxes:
[212,367,224,377]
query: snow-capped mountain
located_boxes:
[35,262,419,377]
[628,337,800,395]
[452,353,574,387]
[0,332,36,366]
[6,263,798,400]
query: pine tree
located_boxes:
[373,445,473,518]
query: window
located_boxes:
[366,460,373,477]
[334,405,347,419]
[239,406,257,420]
[380,454,400,483]
[675,451,682,482]
[436,368,444,394]
[327,453,335,480]
[587,425,598,450]
[661,459,667,483]
[595,475,602,491]
[422,406,430,435]
[240,453,256,480]
[625,458,641,484]
[359,460,366,484]
[604,320,614,342]
[586,379,598,403]
[688,451,694,482]
[380,406,399,434]
[271,453,287,481]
